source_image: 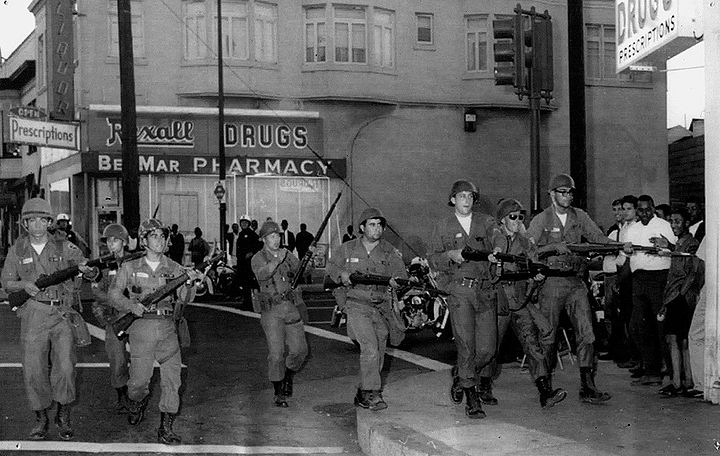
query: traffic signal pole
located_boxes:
[217,0,227,255]
[529,77,541,214]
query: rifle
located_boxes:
[323,272,449,296]
[8,250,145,308]
[540,242,691,259]
[112,252,224,338]
[291,192,342,289]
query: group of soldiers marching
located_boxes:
[1,171,631,443]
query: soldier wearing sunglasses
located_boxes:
[526,174,613,404]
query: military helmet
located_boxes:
[259,220,281,238]
[56,213,70,222]
[448,180,479,206]
[239,214,251,223]
[21,198,53,221]
[101,223,129,243]
[138,218,169,238]
[497,198,524,220]
[548,173,575,191]
[358,207,386,227]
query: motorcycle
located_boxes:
[194,259,241,301]
[329,257,451,339]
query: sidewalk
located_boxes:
[357,361,720,456]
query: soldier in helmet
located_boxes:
[428,180,504,419]
[108,218,201,445]
[251,221,309,407]
[1,198,97,440]
[54,213,91,257]
[526,173,613,403]
[327,208,408,411]
[90,224,133,412]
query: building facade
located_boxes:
[0,0,668,261]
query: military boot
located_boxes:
[579,367,612,404]
[450,366,463,404]
[115,386,129,413]
[354,388,371,409]
[477,376,498,405]
[54,403,73,440]
[367,391,388,411]
[272,381,288,407]
[463,387,486,419]
[535,376,567,409]
[157,412,182,445]
[29,408,49,440]
[127,396,149,425]
[281,368,295,397]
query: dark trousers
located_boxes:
[630,269,668,374]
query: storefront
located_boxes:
[42,105,346,259]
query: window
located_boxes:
[254,2,277,63]
[215,0,249,59]
[416,13,433,44]
[373,8,394,68]
[108,1,145,58]
[184,1,207,59]
[585,23,650,83]
[304,6,326,62]
[465,15,488,72]
[334,5,366,63]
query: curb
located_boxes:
[357,414,470,456]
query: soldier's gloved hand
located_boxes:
[533,272,546,282]
[22,281,40,297]
[554,242,571,255]
[389,277,400,289]
[447,248,465,264]
[622,242,634,255]
[340,271,353,286]
[184,268,203,284]
[130,300,148,317]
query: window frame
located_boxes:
[585,22,652,86]
[372,7,395,69]
[183,0,208,60]
[332,4,367,64]
[415,12,433,46]
[108,0,146,59]
[464,14,489,74]
[254,1,278,64]
[304,5,327,63]
[213,0,250,60]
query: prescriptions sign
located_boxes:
[616,0,678,72]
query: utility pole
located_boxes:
[117,0,140,234]
[567,0,587,209]
[217,0,227,253]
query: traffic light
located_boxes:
[522,15,553,97]
[492,12,522,87]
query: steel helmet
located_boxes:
[548,173,575,191]
[56,213,70,222]
[259,221,281,238]
[138,218,169,238]
[496,198,524,220]
[21,198,53,221]
[358,207,386,227]
[101,223,129,243]
[448,180,479,206]
[239,214,251,223]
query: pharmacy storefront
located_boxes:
[43,105,345,256]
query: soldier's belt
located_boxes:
[143,309,174,317]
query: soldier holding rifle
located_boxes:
[526,173,612,404]
[327,208,407,411]
[251,221,309,408]
[108,218,202,445]
[1,198,97,440]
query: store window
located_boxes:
[108,0,146,58]
[334,5,366,63]
[466,15,489,72]
[372,8,394,68]
[416,13,433,45]
[304,6,326,63]
[49,178,71,217]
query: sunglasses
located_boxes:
[554,189,574,196]
[507,213,525,221]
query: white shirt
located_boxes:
[456,213,472,236]
[689,220,703,236]
[624,216,677,272]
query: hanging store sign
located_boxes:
[83,153,346,178]
[46,0,75,120]
[6,116,79,150]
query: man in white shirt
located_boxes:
[622,195,677,386]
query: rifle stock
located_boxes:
[112,253,224,338]
[8,250,145,308]
[291,192,342,289]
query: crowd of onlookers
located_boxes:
[599,195,705,398]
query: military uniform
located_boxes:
[251,240,308,406]
[327,235,407,399]
[109,255,191,420]
[428,212,504,389]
